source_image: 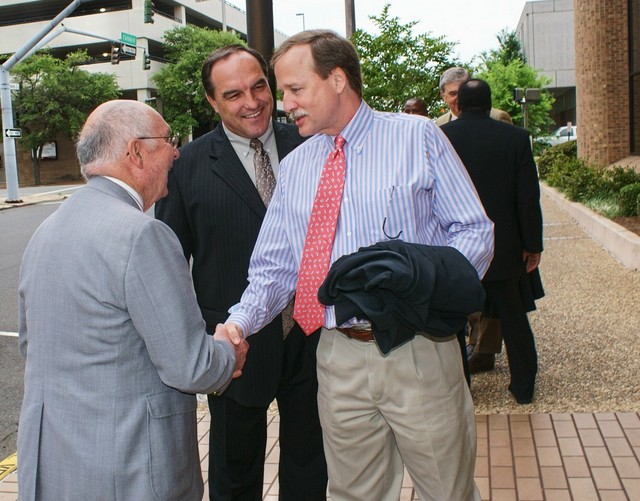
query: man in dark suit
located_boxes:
[155,45,327,500]
[442,79,543,404]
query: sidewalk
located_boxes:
[0,185,77,211]
[2,408,638,500]
[1,187,639,500]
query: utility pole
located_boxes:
[345,0,356,38]
[246,0,276,117]
[1,0,90,203]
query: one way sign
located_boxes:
[4,128,22,138]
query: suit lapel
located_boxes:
[208,125,267,218]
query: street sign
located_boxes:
[121,32,137,46]
[121,44,137,57]
[9,83,19,91]
[4,128,22,138]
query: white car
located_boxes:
[539,125,577,147]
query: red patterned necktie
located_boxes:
[293,135,347,335]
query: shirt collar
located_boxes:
[103,175,144,211]
[223,121,276,159]
[326,99,372,155]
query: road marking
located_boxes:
[0,452,17,481]
[0,331,18,337]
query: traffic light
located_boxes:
[110,44,120,65]
[144,0,154,24]
[143,52,151,71]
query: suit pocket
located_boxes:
[146,391,199,500]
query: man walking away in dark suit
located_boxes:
[155,45,327,500]
[442,79,543,404]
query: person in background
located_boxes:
[155,45,327,501]
[17,99,247,501]
[221,30,494,501]
[442,79,543,404]
[435,67,512,126]
[403,97,429,117]
[435,66,513,373]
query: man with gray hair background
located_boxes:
[435,66,512,126]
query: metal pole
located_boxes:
[246,0,276,117]
[296,13,305,31]
[1,0,89,202]
[221,0,227,32]
[345,0,356,38]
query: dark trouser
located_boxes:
[483,280,538,400]
[467,311,503,354]
[208,329,327,501]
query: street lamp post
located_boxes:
[296,12,305,31]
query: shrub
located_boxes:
[601,167,640,196]
[617,183,640,216]
[537,141,577,179]
[545,157,602,201]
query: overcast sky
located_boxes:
[226,0,530,64]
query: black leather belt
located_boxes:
[336,327,375,342]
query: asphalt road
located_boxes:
[0,199,62,460]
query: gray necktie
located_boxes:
[250,138,276,207]
[249,137,295,337]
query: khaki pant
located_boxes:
[316,329,481,501]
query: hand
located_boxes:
[523,251,541,273]
[214,323,249,379]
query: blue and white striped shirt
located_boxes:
[229,101,494,336]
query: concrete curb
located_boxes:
[542,183,640,270]
[0,193,68,211]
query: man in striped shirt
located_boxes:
[223,30,493,501]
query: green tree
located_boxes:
[11,50,120,184]
[152,25,243,138]
[474,30,554,136]
[351,4,459,116]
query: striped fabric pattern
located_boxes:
[228,101,494,337]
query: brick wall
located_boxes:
[16,136,82,186]
[574,0,631,166]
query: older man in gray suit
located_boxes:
[17,99,248,501]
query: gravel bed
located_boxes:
[470,192,640,414]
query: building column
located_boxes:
[574,0,630,165]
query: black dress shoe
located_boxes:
[508,385,534,404]
[467,352,495,374]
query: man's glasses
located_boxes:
[382,186,403,240]
[137,135,180,148]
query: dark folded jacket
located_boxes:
[318,240,485,354]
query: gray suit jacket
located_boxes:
[18,176,235,500]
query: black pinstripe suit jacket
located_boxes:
[155,120,306,406]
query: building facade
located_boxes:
[0,0,286,185]
[518,0,639,167]
[516,0,576,129]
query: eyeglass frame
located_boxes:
[136,135,180,148]
[382,185,403,240]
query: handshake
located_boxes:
[214,322,249,379]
